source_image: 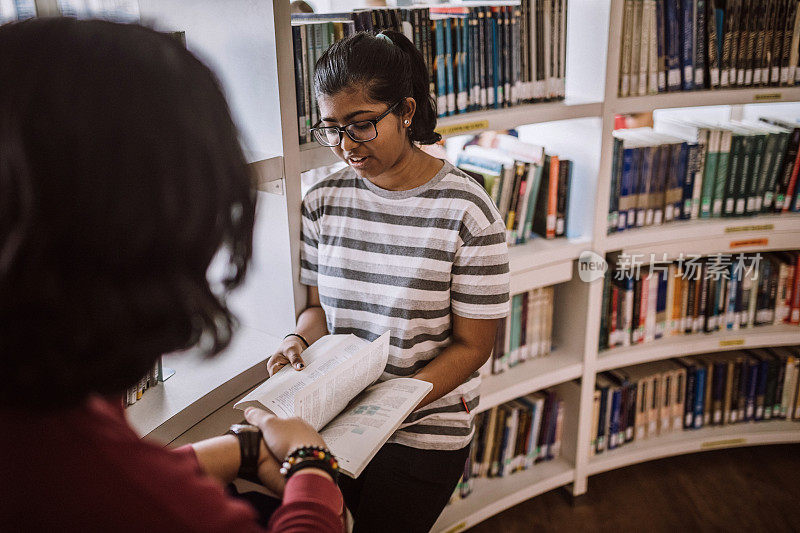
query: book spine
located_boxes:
[695,0,707,88]
[546,155,559,238]
[681,0,695,89]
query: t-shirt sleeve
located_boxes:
[450,218,510,319]
[299,194,320,287]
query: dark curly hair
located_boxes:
[314,30,441,145]
[0,19,256,408]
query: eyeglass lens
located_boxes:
[314,120,378,147]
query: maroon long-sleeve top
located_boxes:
[0,395,344,532]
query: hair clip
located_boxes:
[376,33,393,45]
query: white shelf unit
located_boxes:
[129,0,800,530]
[588,420,800,477]
[595,324,800,374]
[433,458,576,533]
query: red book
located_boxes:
[546,155,559,238]
[638,273,649,344]
[784,144,800,212]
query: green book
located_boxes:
[723,131,743,217]
[712,129,733,217]
[701,128,722,218]
[509,294,522,367]
[744,131,766,215]
[734,133,756,216]
[754,131,779,213]
[763,130,790,212]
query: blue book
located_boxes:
[462,13,471,112]
[693,364,706,429]
[435,20,447,118]
[444,18,455,116]
[636,146,650,227]
[608,387,622,450]
[754,356,769,421]
[619,143,636,231]
[670,141,689,222]
[681,143,700,219]
[694,0,707,89]
[665,0,682,90]
[745,358,759,421]
[675,358,697,428]
[628,148,641,229]
[680,0,695,90]
[595,378,610,453]
[491,11,500,108]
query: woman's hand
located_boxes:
[245,408,327,459]
[266,337,307,376]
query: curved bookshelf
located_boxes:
[587,420,800,477]
[477,352,583,414]
[432,458,575,533]
[298,100,603,173]
[595,324,800,373]
[126,326,277,443]
[599,214,800,257]
[609,87,800,115]
[508,237,588,293]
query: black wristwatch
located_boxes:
[225,424,262,481]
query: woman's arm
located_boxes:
[412,314,497,409]
[267,286,329,375]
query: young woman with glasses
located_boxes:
[266,30,510,532]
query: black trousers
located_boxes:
[338,442,471,533]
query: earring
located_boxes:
[404,120,410,125]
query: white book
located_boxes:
[234,333,432,478]
[619,0,634,96]
[629,0,643,96]
[638,0,652,96]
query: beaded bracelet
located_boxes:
[280,445,339,482]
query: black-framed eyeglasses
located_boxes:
[311,100,403,147]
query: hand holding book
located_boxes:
[236,332,433,477]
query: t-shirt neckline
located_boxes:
[358,159,452,200]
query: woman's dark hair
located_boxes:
[0,19,256,408]
[314,30,441,145]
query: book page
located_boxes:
[295,332,390,430]
[234,334,367,418]
[319,377,433,478]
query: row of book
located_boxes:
[452,388,565,501]
[0,0,139,21]
[592,346,800,456]
[608,115,800,234]
[619,0,800,97]
[454,133,573,244]
[291,1,568,145]
[599,251,800,351]
[481,286,555,377]
[124,357,165,407]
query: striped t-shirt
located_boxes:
[300,160,510,450]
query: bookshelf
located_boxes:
[587,420,800,476]
[127,0,800,530]
[595,323,800,374]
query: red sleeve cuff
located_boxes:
[283,473,344,515]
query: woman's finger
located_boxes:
[266,354,289,377]
[285,347,305,370]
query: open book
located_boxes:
[234,332,432,477]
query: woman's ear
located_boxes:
[402,97,417,129]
